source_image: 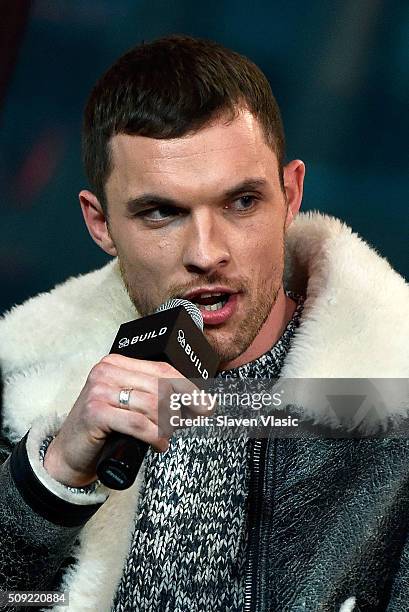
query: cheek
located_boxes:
[122,238,177,282]
[241,229,284,281]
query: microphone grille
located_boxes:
[156,298,204,331]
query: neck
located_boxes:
[219,285,297,370]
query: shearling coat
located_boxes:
[0,211,408,612]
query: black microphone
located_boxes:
[96,299,220,490]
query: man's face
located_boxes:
[101,109,295,365]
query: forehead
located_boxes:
[106,109,279,201]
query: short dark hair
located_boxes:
[82,35,286,213]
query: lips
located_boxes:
[182,287,236,302]
[197,293,239,325]
[180,288,239,325]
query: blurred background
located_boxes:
[1,0,408,313]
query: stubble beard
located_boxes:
[117,242,284,365]
[205,263,282,364]
[204,231,285,363]
[118,258,157,317]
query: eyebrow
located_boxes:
[125,177,269,214]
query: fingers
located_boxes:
[88,361,160,397]
[108,387,159,421]
[85,354,213,443]
[88,379,177,441]
[97,401,170,452]
[99,353,184,378]
[90,354,209,412]
[99,354,201,392]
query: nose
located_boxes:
[182,208,230,274]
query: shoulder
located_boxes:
[0,260,136,377]
[287,212,409,307]
[284,212,409,376]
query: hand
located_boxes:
[43,354,207,487]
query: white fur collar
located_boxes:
[281,212,409,377]
[0,211,408,611]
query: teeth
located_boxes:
[199,292,223,299]
[196,300,227,311]
[203,301,224,311]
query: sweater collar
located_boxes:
[218,291,305,380]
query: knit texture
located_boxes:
[112,292,304,612]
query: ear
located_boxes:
[283,160,305,231]
[79,190,117,256]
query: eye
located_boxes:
[137,206,179,221]
[231,195,258,212]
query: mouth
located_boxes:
[180,289,240,325]
[190,292,229,311]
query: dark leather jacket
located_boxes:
[245,436,409,611]
[2,410,409,611]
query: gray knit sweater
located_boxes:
[113,293,304,611]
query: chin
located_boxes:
[204,329,251,365]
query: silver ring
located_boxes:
[119,388,133,408]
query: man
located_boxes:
[0,35,408,612]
